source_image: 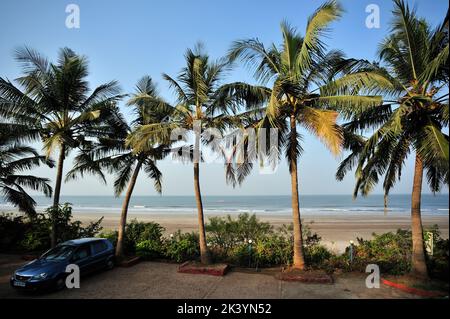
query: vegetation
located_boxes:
[336,0,449,278]
[0,47,123,247]
[66,76,170,259]
[0,203,103,252]
[227,0,390,270]
[0,126,53,215]
[0,0,447,280]
[128,45,266,264]
[1,210,448,281]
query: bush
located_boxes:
[205,214,332,268]
[98,220,165,257]
[206,213,273,258]
[98,230,118,245]
[136,239,163,260]
[163,231,199,262]
[332,226,449,279]
[0,203,104,253]
[0,213,29,251]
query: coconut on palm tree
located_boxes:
[0,47,124,246]
[228,1,391,269]
[67,76,170,259]
[336,0,448,279]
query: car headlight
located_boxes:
[31,273,48,280]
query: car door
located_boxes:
[90,241,110,270]
[71,244,93,274]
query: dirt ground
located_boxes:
[0,254,430,299]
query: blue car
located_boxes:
[10,238,115,291]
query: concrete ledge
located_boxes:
[276,269,333,284]
[118,256,141,268]
[178,261,229,276]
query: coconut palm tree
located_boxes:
[228,1,391,269]
[128,45,265,264]
[336,0,449,278]
[0,124,53,216]
[0,47,124,247]
[66,76,170,259]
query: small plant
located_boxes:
[136,239,163,260]
[163,231,199,263]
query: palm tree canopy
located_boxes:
[0,47,125,158]
[66,76,171,196]
[0,125,54,216]
[227,1,390,183]
[127,44,269,163]
[337,0,449,197]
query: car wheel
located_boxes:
[106,258,114,270]
[55,277,65,291]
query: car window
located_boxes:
[92,241,108,254]
[72,245,91,261]
[41,245,75,261]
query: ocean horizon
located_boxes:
[1,194,448,216]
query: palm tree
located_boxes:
[336,0,448,279]
[0,124,53,216]
[128,45,263,264]
[228,1,390,269]
[0,47,124,247]
[67,76,170,259]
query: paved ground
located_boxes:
[0,254,421,299]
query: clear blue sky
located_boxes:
[0,0,448,196]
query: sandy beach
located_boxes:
[73,211,449,253]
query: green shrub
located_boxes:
[206,213,273,257]
[1,203,104,253]
[163,231,199,262]
[334,227,449,279]
[124,220,165,255]
[205,214,332,268]
[0,213,29,251]
[98,230,118,245]
[136,239,163,260]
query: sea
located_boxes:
[0,194,448,216]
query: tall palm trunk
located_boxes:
[410,154,428,278]
[194,133,210,264]
[116,160,143,259]
[51,144,65,248]
[289,115,305,270]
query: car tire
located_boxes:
[106,258,114,270]
[55,277,65,291]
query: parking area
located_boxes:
[0,254,420,299]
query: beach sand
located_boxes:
[73,211,449,253]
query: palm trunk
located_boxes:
[115,160,143,259]
[51,144,65,248]
[289,115,305,270]
[194,133,210,264]
[410,154,428,278]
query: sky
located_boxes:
[0,0,448,196]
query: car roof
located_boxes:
[61,238,105,246]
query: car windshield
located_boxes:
[40,245,75,261]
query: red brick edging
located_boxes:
[381,278,448,298]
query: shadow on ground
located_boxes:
[0,254,420,299]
